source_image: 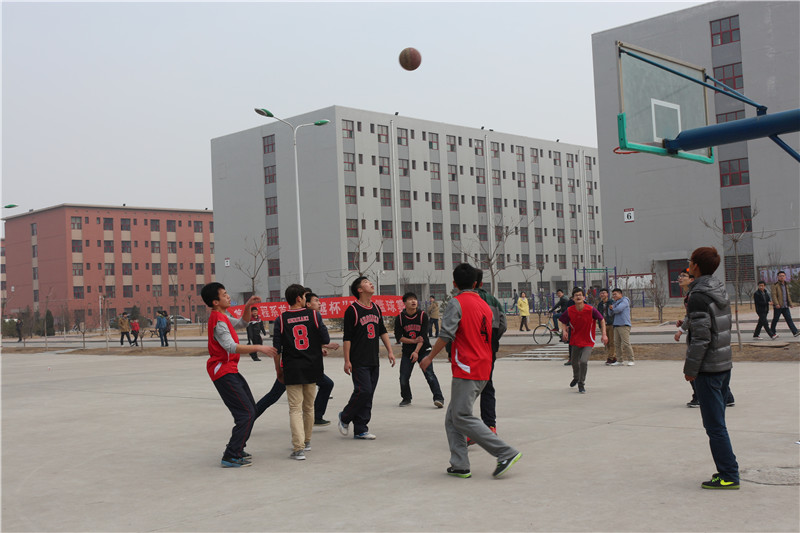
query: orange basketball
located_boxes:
[399,47,422,71]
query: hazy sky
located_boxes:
[2,1,701,221]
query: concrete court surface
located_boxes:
[2,352,799,533]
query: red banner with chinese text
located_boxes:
[227,295,405,321]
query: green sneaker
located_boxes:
[493,452,522,478]
[447,467,471,478]
[701,476,739,489]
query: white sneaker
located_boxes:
[610,361,622,366]
[337,412,349,436]
[627,361,635,366]
[354,432,377,440]
[290,450,306,460]
[304,441,311,451]
[753,336,762,340]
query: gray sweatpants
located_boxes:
[571,346,593,386]
[445,377,519,470]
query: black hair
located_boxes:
[599,288,609,293]
[305,292,319,305]
[556,289,564,294]
[453,263,477,290]
[758,280,766,285]
[572,287,584,296]
[612,287,623,294]
[201,282,225,308]
[350,276,368,298]
[475,269,484,285]
[777,270,786,275]
[402,292,417,302]
[285,284,306,305]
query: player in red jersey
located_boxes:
[559,287,608,394]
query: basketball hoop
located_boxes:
[613,146,639,155]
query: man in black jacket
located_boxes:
[752,281,776,339]
[684,246,739,490]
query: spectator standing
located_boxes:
[118,312,132,346]
[246,307,267,361]
[131,319,140,346]
[517,292,531,331]
[428,296,440,337]
[753,281,777,339]
[609,289,635,366]
[596,289,616,365]
[770,271,799,337]
[683,247,739,489]
[16,318,23,342]
[156,312,168,347]
[511,289,519,315]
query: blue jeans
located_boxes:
[694,371,739,483]
[158,328,168,346]
[770,307,798,335]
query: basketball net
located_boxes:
[613,146,639,155]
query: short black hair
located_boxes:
[599,288,609,294]
[453,263,477,290]
[612,288,623,294]
[251,306,258,311]
[777,270,786,275]
[572,287,584,296]
[305,293,318,306]
[475,269,484,285]
[402,292,417,302]
[350,276,368,298]
[201,282,225,308]
[758,280,766,285]
[556,289,564,294]
[285,284,306,304]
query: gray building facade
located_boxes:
[592,1,800,300]
[211,106,602,307]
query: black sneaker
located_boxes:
[687,399,700,408]
[726,402,735,407]
[578,384,586,394]
[221,455,252,468]
[701,475,739,489]
[314,418,331,426]
[569,378,578,388]
[447,467,471,478]
[241,451,252,460]
[251,354,261,361]
[399,399,411,407]
[563,360,571,366]
[493,452,522,478]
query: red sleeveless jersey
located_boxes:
[206,310,240,381]
[451,291,493,381]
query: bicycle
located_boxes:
[532,314,558,344]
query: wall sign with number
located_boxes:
[624,208,635,223]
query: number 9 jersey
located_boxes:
[274,308,330,385]
[343,301,387,368]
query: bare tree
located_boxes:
[645,260,668,323]
[701,207,774,350]
[233,232,279,299]
[326,227,384,293]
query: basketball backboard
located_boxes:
[617,41,714,163]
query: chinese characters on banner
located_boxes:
[227,295,405,321]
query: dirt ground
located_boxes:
[4,340,797,361]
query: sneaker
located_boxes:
[251,354,261,361]
[493,452,522,478]
[726,402,735,407]
[563,361,571,366]
[610,361,622,366]
[627,361,635,366]
[794,331,800,337]
[290,450,306,460]
[314,418,331,426]
[304,441,311,451]
[489,426,497,435]
[434,399,444,408]
[447,467,471,478]
[354,432,376,440]
[241,451,252,461]
[770,334,779,339]
[578,384,586,394]
[701,475,739,489]
[221,456,252,468]
[752,336,762,340]
[337,412,349,436]
[570,378,578,388]
[399,399,411,407]
[686,399,700,408]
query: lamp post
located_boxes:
[254,108,330,286]
[537,263,545,318]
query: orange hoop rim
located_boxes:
[613,146,639,155]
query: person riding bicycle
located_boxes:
[548,289,569,334]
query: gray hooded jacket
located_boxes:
[683,275,732,376]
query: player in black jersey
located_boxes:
[338,276,395,440]
[274,284,330,460]
[394,292,445,408]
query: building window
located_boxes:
[554,177,562,191]
[717,110,746,123]
[429,133,439,150]
[380,188,392,207]
[558,255,567,269]
[571,229,579,244]
[399,159,409,177]
[122,263,133,275]
[516,146,524,162]
[150,219,160,231]
[195,263,204,275]
[427,162,439,180]
[567,178,575,193]
[401,221,412,239]
[569,204,577,218]
[397,127,408,145]
[267,259,280,277]
[710,15,740,46]
[263,134,275,153]
[477,196,487,213]
[474,167,485,185]
[105,285,117,298]
[267,228,279,246]
[445,194,458,212]
[344,185,357,204]
[383,252,394,271]
[403,253,414,270]
[378,124,389,143]
[265,196,278,215]
[152,263,162,275]
[343,119,354,138]
[520,227,529,243]
[72,263,83,276]
[166,241,177,253]
[490,170,499,186]
[121,241,132,253]
[167,220,177,232]
[397,190,410,208]
[100,218,112,230]
[265,165,276,184]
[553,151,561,166]
[478,225,488,242]
[346,218,359,238]
[450,224,461,241]
[521,254,531,269]
[431,193,442,210]
[347,252,359,271]
[379,156,390,175]
[70,216,82,229]
[474,139,484,156]
[534,227,543,243]
[101,240,114,253]
[722,206,752,234]
[587,181,593,195]
[71,240,83,253]
[518,173,526,188]
[531,147,539,163]
[556,203,564,218]
[434,253,445,270]
[381,220,393,239]
[344,152,355,172]
[493,198,502,214]
[517,200,527,216]
[557,229,565,243]
[443,135,454,152]
[714,62,743,90]
[720,158,749,186]
[168,263,178,275]
[724,254,754,282]
[191,242,202,254]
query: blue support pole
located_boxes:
[664,109,800,153]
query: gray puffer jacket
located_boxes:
[683,275,732,376]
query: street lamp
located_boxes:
[254,108,330,286]
[537,263,545,317]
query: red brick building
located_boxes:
[3,204,215,328]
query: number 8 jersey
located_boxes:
[343,300,387,368]
[274,308,330,385]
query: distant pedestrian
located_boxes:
[517,292,531,331]
[119,312,132,346]
[16,318,23,342]
[548,290,568,334]
[428,296,440,337]
[596,289,615,365]
[511,289,519,315]
[131,319,140,346]
[609,289,635,365]
[770,271,799,337]
[156,311,169,347]
[752,281,777,339]
[420,263,522,479]
[683,246,739,489]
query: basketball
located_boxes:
[399,47,422,71]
